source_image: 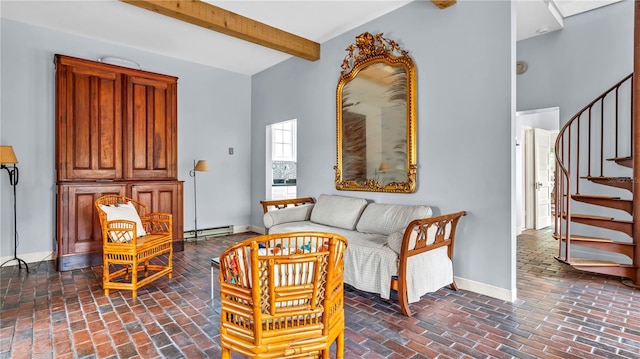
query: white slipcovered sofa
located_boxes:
[260,194,465,316]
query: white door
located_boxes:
[534,128,552,229]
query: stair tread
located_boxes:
[569,259,622,267]
[572,194,621,200]
[559,234,635,245]
[562,213,614,220]
[606,156,632,161]
[559,234,613,243]
[561,213,633,225]
[582,176,631,180]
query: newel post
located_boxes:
[633,0,640,284]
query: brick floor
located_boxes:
[1,228,640,358]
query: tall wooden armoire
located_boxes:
[54,54,184,271]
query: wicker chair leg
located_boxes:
[168,249,173,279]
[103,257,109,296]
[221,347,231,359]
[336,333,344,359]
[132,262,138,299]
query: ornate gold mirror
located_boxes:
[335,32,417,193]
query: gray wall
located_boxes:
[517,0,633,118]
[0,18,253,262]
[251,1,516,292]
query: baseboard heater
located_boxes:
[184,225,233,240]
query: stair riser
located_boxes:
[571,197,632,215]
[568,217,633,237]
[561,239,635,259]
[587,178,632,192]
[571,265,636,281]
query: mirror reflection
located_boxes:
[342,62,407,185]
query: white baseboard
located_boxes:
[249,225,266,235]
[454,276,516,302]
[231,225,250,234]
[232,225,265,235]
[0,251,54,266]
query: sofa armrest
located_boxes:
[395,210,466,316]
[400,211,466,259]
[260,197,315,213]
[263,204,315,229]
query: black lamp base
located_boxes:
[1,164,29,273]
[0,257,29,272]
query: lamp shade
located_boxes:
[194,160,209,172]
[0,146,18,165]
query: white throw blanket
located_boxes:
[269,221,453,303]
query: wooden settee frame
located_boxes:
[260,197,466,316]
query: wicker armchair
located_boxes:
[219,232,347,359]
[95,195,173,298]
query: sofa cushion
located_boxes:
[270,220,386,247]
[356,203,431,235]
[310,194,368,230]
[263,204,314,229]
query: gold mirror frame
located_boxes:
[335,32,417,193]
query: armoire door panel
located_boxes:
[57,184,126,268]
[130,181,184,242]
[57,60,123,181]
[125,75,177,179]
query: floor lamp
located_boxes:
[0,145,28,272]
[189,159,209,244]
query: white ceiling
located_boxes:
[0,0,622,75]
[516,0,621,41]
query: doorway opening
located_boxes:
[265,119,297,200]
[516,107,559,233]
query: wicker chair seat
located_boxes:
[219,232,347,359]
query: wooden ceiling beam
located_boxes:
[120,0,320,61]
[431,0,457,9]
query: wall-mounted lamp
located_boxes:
[0,145,28,272]
[516,61,528,75]
[189,160,209,244]
[97,56,141,69]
